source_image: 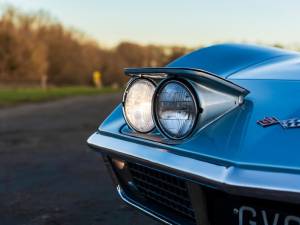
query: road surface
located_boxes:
[0,94,160,225]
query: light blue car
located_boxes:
[88,43,300,225]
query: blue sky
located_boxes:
[1,0,300,47]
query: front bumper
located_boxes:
[88,131,300,205]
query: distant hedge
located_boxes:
[0,7,191,87]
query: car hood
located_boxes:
[168,43,300,80]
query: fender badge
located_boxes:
[280,118,300,128]
[257,117,279,127]
[257,117,300,128]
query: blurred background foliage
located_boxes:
[0,7,191,88]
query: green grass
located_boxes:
[0,86,120,106]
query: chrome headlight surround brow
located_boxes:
[153,79,200,140]
[122,78,156,133]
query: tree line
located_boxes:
[0,7,191,87]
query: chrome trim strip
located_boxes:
[88,132,300,204]
[117,185,175,225]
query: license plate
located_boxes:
[232,205,300,225]
[207,191,300,225]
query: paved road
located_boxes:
[0,94,160,225]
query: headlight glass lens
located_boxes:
[155,81,198,139]
[124,79,155,133]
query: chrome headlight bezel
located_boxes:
[152,79,200,140]
[122,78,156,133]
[122,67,249,142]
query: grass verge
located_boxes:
[0,86,120,106]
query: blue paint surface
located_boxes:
[168,43,298,78]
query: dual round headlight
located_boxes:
[123,79,156,133]
[123,78,198,139]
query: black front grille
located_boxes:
[109,156,300,225]
[128,163,196,223]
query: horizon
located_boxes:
[1,0,300,48]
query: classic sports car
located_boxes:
[87,43,300,225]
